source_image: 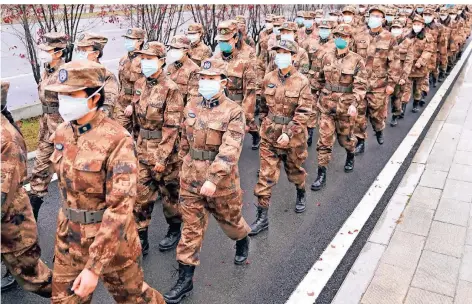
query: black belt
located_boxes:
[42,105,59,114]
[325,83,353,93]
[124,87,134,95]
[268,113,292,125]
[63,207,105,224]
[140,128,162,139]
[190,148,218,161]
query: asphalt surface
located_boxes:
[2,66,463,304]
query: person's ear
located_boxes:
[220,78,228,88]
[89,93,100,109]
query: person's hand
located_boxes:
[153,163,165,173]
[124,105,133,117]
[245,125,250,133]
[386,86,394,95]
[399,79,406,85]
[415,61,422,68]
[348,105,357,117]
[200,181,217,196]
[71,268,99,298]
[277,133,290,146]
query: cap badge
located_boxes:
[203,61,211,69]
[143,43,149,50]
[58,69,68,83]
[220,29,229,35]
[280,40,287,46]
[55,143,63,151]
[127,29,132,35]
[172,38,176,44]
[78,34,85,41]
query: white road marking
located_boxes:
[285,42,472,304]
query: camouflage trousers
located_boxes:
[113,101,133,134]
[406,75,429,101]
[30,140,55,197]
[391,84,410,116]
[354,91,389,139]
[52,258,164,303]
[135,161,181,230]
[317,113,357,167]
[307,105,319,129]
[176,189,250,266]
[254,138,308,208]
[248,119,259,133]
[2,243,52,297]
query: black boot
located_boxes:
[295,188,306,213]
[159,223,181,252]
[412,100,420,113]
[419,92,426,107]
[164,263,195,303]
[390,114,398,127]
[375,130,384,145]
[432,74,438,88]
[138,228,150,256]
[400,103,407,119]
[354,138,365,155]
[311,166,327,191]
[234,236,250,265]
[438,69,446,82]
[344,152,355,173]
[28,194,43,222]
[1,271,17,292]
[307,128,314,147]
[248,206,269,236]
[250,131,261,150]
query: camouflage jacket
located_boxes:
[38,60,65,142]
[1,116,37,253]
[179,94,246,197]
[213,47,257,124]
[307,38,336,91]
[424,23,448,70]
[50,111,140,275]
[133,72,184,166]
[118,52,142,106]
[353,28,400,91]
[188,41,213,67]
[102,66,119,118]
[266,43,310,76]
[297,27,318,46]
[393,36,415,81]
[407,30,436,78]
[314,50,368,115]
[260,67,313,148]
[166,56,200,105]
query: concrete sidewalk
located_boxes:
[333,58,472,304]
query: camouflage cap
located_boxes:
[279,22,298,32]
[297,11,305,18]
[187,23,204,34]
[315,9,324,17]
[38,32,68,51]
[391,20,403,28]
[386,8,397,16]
[75,32,108,50]
[135,41,166,57]
[235,15,247,24]
[319,20,333,29]
[303,11,315,19]
[404,4,414,10]
[198,58,228,77]
[439,7,449,14]
[369,5,386,17]
[412,14,425,24]
[342,5,357,15]
[423,7,435,15]
[449,7,458,14]
[122,28,145,40]
[265,14,275,22]
[167,35,191,49]
[273,16,286,26]
[1,81,10,105]
[45,60,106,93]
[271,39,298,54]
[216,20,238,41]
[333,23,353,37]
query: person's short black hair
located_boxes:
[84,86,105,109]
[92,46,104,59]
[54,47,67,58]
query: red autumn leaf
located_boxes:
[331,244,336,248]
[307,291,315,296]
[19,54,26,58]
[354,229,359,232]
[319,258,323,261]
[348,231,353,234]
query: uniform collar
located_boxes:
[72,110,106,135]
[174,60,184,69]
[128,52,138,60]
[201,93,225,109]
[278,67,293,82]
[146,70,166,86]
[369,27,382,36]
[320,37,329,43]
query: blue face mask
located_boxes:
[141,59,159,78]
[417,8,424,13]
[274,53,292,69]
[296,17,304,25]
[319,28,331,40]
[334,37,348,50]
[124,38,136,52]
[386,16,394,23]
[303,20,314,29]
[368,16,383,29]
[218,41,233,53]
[273,27,280,35]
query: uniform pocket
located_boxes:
[264,87,276,107]
[206,122,227,146]
[145,103,164,121]
[339,69,355,85]
[72,159,105,194]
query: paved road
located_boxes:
[1,72,454,303]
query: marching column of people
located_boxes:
[2,4,472,304]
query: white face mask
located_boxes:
[187,34,199,43]
[450,14,457,20]
[424,16,434,24]
[406,9,413,14]
[359,7,366,14]
[315,17,322,24]
[391,28,403,37]
[198,79,223,100]
[280,33,294,41]
[73,50,92,62]
[343,15,353,23]
[274,53,292,69]
[329,15,338,22]
[166,49,184,65]
[413,25,423,33]
[440,15,448,21]
[39,51,53,65]
[58,88,102,122]
[266,23,274,30]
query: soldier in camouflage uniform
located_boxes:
[423,7,448,88]
[186,23,213,67]
[164,58,250,303]
[404,15,435,113]
[166,35,200,106]
[295,11,305,29]
[384,7,397,32]
[298,11,318,46]
[73,32,119,117]
[29,32,68,221]
[132,42,184,254]
[213,20,259,150]
[116,28,145,134]
[45,61,165,303]
[311,24,368,191]
[342,5,359,28]
[306,20,336,146]
[235,15,256,48]
[352,6,400,154]
[250,40,313,236]
[1,81,52,297]
[439,7,459,77]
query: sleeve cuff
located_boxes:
[85,257,104,276]
[206,174,221,187]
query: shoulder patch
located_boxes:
[55,143,64,151]
[268,83,276,88]
[58,69,68,83]
[188,112,196,118]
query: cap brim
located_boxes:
[44,84,87,93]
[38,44,55,51]
[271,45,296,53]
[187,31,199,34]
[75,41,93,47]
[166,43,188,49]
[122,35,142,39]
[216,34,233,41]
[134,50,157,56]
[197,70,226,76]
